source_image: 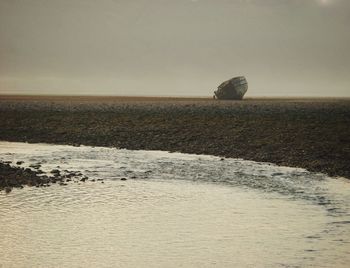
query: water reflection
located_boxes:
[0,142,349,267]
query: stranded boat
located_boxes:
[214,76,248,100]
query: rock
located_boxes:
[5,187,12,193]
[120,178,127,181]
[16,161,24,165]
[29,164,41,169]
[0,162,68,190]
[36,169,44,174]
[214,76,248,100]
[50,169,60,175]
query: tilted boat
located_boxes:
[214,76,248,100]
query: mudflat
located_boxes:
[0,95,349,179]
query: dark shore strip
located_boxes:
[0,162,62,193]
[0,96,349,179]
[0,161,96,193]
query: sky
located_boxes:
[0,0,349,97]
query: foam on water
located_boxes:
[0,141,349,267]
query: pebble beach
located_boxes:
[1,95,349,180]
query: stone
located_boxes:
[29,164,41,169]
[5,187,12,193]
[50,169,60,175]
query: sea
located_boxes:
[0,141,349,267]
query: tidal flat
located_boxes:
[0,95,349,179]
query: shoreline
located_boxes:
[0,95,349,179]
[1,94,349,101]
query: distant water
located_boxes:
[0,142,349,268]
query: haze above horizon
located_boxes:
[0,0,349,97]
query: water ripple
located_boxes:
[0,141,349,267]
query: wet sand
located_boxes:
[0,95,349,179]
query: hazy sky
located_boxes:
[0,0,349,97]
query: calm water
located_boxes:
[0,142,349,267]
